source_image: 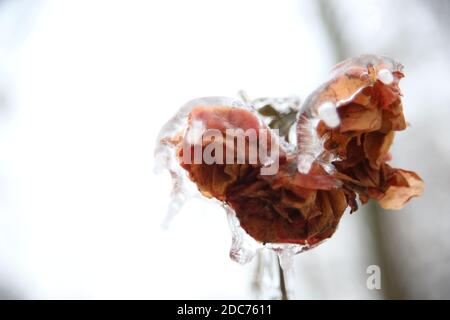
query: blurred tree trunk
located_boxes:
[317,0,399,299]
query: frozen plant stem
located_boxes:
[278,260,288,300]
[252,249,293,300]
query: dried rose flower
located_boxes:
[163,55,424,247]
[309,55,424,211]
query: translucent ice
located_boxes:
[225,204,261,265]
[154,96,250,226]
[317,101,340,128]
[155,94,318,263]
[377,68,394,85]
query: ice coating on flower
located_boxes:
[155,96,303,262]
[164,102,349,247]
[377,69,394,85]
[154,97,248,225]
[317,101,340,128]
[225,204,261,264]
[297,54,404,174]
[154,54,423,266]
[297,54,423,211]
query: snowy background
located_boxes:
[0,0,449,299]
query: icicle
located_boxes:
[251,246,301,300]
[252,250,285,300]
[224,204,261,265]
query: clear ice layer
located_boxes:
[154,54,403,267]
[154,96,248,226]
[154,95,315,267]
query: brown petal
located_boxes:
[363,131,395,170]
[378,169,424,210]
[339,103,382,133]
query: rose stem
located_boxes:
[278,259,288,300]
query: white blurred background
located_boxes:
[0,0,449,299]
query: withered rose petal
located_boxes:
[353,162,378,187]
[279,189,316,212]
[186,164,238,200]
[381,103,407,132]
[306,191,336,239]
[373,78,403,109]
[334,137,366,169]
[190,106,261,132]
[318,124,353,157]
[339,103,382,133]
[351,90,372,107]
[327,189,347,218]
[267,163,341,191]
[378,169,424,210]
[222,158,350,244]
[363,131,395,170]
